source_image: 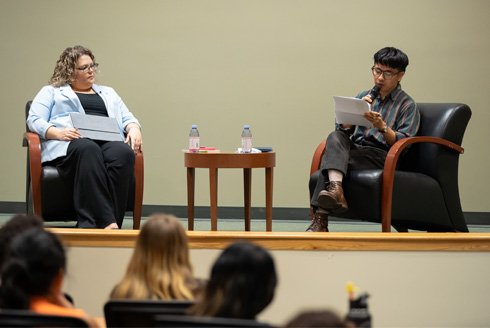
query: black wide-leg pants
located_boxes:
[310,130,388,208]
[49,138,135,228]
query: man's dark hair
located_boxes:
[374,47,409,72]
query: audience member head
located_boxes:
[285,309,348,327]
[190,241,277,320]
[49,45,96,87]
[0,227,65,309]
[0,214,44,270]
[111,213,197,300]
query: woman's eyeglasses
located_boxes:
[77,62,99,73]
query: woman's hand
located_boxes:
[125,123,142,154]
[46,126,82,141]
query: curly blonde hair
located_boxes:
[49,45,96,87]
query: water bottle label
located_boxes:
[189,137,199,151]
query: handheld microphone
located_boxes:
[366,85,380,103]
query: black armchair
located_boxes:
[153,314,273,327]
[23,101,144,229]
[104,299,195,328]
[309,103,471,232]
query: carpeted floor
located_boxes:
[1,213,489,232]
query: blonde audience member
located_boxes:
[110,214,203,300]
[0,227,99,327]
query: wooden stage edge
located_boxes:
[50,228,490,251]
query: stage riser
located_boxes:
[58,229,490,327]
[3,202,490,225]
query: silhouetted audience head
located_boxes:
[111,213,200,300]
[0,214,43,270]
[0,227,65,309]
[285,309,349,327]
[190,241,277,320]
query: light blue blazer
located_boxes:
[27,84,140,163]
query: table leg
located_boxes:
[186,168,195,231]
[244,168,252,231]
[265,167,273,231]
[209,168,218,231]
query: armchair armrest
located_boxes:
[133,151,144,229]
[309,139,326,218]
[310,139,327,176]
[23,132,43,216]
[381,136,464,232]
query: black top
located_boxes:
[75,93,108,117]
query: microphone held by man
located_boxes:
[365,85,380,104]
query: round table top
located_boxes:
[184,152,276,168]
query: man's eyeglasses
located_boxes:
[77,62,99,73]
[371,66,399,80]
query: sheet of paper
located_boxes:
[333,96,373,127]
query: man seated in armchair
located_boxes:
[307,47,420,232]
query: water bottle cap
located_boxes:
[191,125,197,129]
[244,125,250,129]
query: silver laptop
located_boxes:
[69,112,124,142]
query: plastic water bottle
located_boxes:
[241,125,252,153]
[189,125,199,152]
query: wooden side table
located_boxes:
[184,152,275,231]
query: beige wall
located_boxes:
[64,245,490,327]
[1,0,489,212]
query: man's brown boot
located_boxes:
[306,209,329,232]
[317,181,348,213]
